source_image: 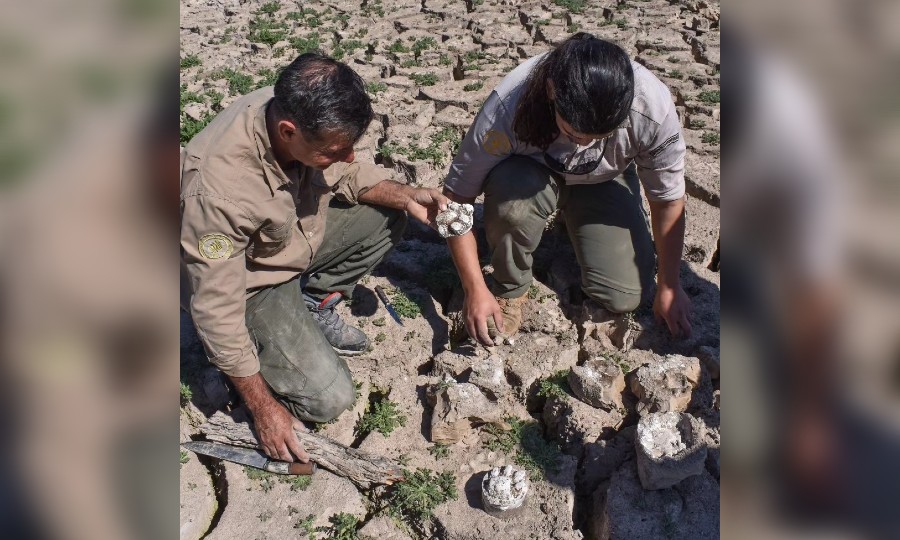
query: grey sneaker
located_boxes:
[303,292,369,356]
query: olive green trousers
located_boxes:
[483,156,656,313]
[245,201,406,422]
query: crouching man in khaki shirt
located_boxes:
[180,53,448,463]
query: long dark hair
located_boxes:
[513,34,634,149]
[273,51,373,143]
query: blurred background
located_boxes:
[725,1,900,539]
[0,0,897,538]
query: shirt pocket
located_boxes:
[248,213,293,258]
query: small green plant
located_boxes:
[187,481,198,490]
[291,34,322,54]
[432,126,462,155]
[483,417,525,453]
[356,394,406,436]
[316,512,360,540]
[410,72,438,86]
[244,466,277,492]
[378,141,404,160]
[387,468,458,523]
[257,509,273,522]
[463,80,484,92]
[701,132,720,144]
[285,9,312,21]
[439,54,452,65]
[614,18,628,29]
[552,0,586,13]
[257,1,281,15]
[514,423,562,480]
[248,17,288,47]
[180,54,202,69]
[288,505,300,516]
[332,39,366,60]
[204,89,224,108]
[387,39,410,54]
[411,37,436,58]
[482,417,562,480]
[294,513,317,539]
[180,450,189,465]
[180,112,216,144]
[527,284,540,299]
[400,58,419,68]
[606,351,630,374]
[211,67,253,95]
[375,332,387,343]
[366,81,387,95]
[180,381,192,404]
[390,290,422,319]
[255,68,279,89]
[273,46,286,57]
[284,474,312,491]
[668,55,680,63]
[669,69,684,79]
[403,330,417,341]
[372,317,386,326]
[429,443,451,459]
[567,23,581,33]
[180,84,204,112]
[363,0,385,17]
[698,90,720,104]
[537,369,571,399]
[689,118,706,129]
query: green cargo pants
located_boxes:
[483,156,656,313]
[244,200,406,423]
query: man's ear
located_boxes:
[546,79,556,101]
[277,119,297,143]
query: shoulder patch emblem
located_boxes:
[482,129,512,156]
[199,233,234,260]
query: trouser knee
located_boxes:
[583,284,642,314]
[281,368,355,423]
[483,157,558,230]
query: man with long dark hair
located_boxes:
[181,53,449,463]
[443,33,692,345]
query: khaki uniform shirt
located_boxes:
[445,55,686,202]
[180,87,388,377]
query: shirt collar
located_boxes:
[253,97,296,189]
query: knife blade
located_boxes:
[182,441,316,475]
[374,285,404,326]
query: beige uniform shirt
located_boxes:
[180,87,388,377]
[445,55,686,202]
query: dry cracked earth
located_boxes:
[180,0,720,538]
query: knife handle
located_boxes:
[266,461,317,475]
[374,285,390,305]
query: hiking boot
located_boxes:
[486,294,528,341]
[303,292,369,356]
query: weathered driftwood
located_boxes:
[201,411,405,489]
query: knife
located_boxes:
[374,285,404,326]
[182,441,316,475]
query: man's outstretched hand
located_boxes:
[404,187,450,230]
[253,401,309,463]
[653,283,693,338]
[230,372,309,463]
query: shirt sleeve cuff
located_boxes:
[211,346,260,378]
[333,162,392,204]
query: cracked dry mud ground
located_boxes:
[180,0,719,538]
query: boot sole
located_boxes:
[334,347,368,357]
